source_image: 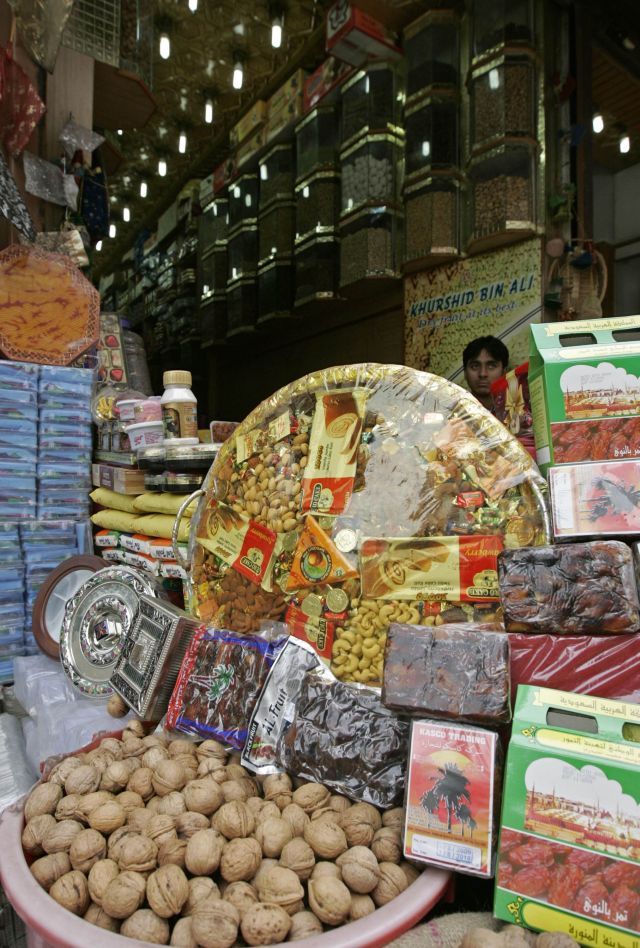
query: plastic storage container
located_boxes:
[226,275,257,337]
[404,174,462,268]
[341,63,402,145]
[228,225,259,280]
[340,207,403,286]
[201,292,227,345]
[161,370,198,446]
[405,94,459,180]
[0,798,450,948]
[295,107,339,179]
[473,0,535,59]
[294,236,340,307]
[258,201,295,265]
[198,246,228,302]
[341,132,404,215]
[198,196,229,252]
[469,145,536,248]
[227,173,259,229]
[404,10,460,102]
[258,258,294,323]
[259,143,294,209]
[295,173,340,244]
[470,54,536,151]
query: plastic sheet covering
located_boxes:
[7,0,75,72]
[0,713,38,813]
[187,364,548,686]
[509,633,640,705]
[23,151,67,206]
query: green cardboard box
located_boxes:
[529,317,640,473]
[494,685,640,946]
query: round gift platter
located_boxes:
[32,555,105,659]
[59,565,166,697]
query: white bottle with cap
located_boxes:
[161,370,199,446]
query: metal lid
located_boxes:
[163,370,192,386]
[165,443,217,461]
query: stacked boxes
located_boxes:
[0,523,25,683]
[0,362,39,520]
[20,521,83,652]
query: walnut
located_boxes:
[255,801,280,824]
[292,782,330,813]
[220,837,262,882]
[107,693,128,718]
[371,861,409,906]
[147,864,190,918]
[158,837,188,868]
[89,801,126,834]
[191,895,240,948]
[145,814,178,847]
[42,819,84,854]
[107,826,139,860]
[255,817,293,858]
[121,908,170,944]
[220,779,256,803]
[212,801,255,839]
[240,902,291,946]
[195,739,228,764]
[116,790,144,814]
[251,858,278,888]
[173,755,198,782]
[279,838,315,881]
[289,910,323,940]
[371,826,403,864]
[222,881,258,916]
[176,811,210,839]
[84,902,120,932]
[100,761,131,793]
[185,828,225,876]
[143,746,169,769]
[184,877,221,916]
[170,916,197,947]
[123,757,142,775]
[30,852,71,891]
[76,791,115,822]
[280,803,310,838]
[262,774,293,810]
[22,813,57,855]
[121,736,146,758]
[102,870,147,918]
[88,858,120,906]
[55,794,82,822]
[65,765,100,796]
[69,828,107,873]
[225,763,249,780]
[117,833,158,872]
[86,751,114,775]
[255,866,304,915]
[382,807,404,828]
[24,783,62,821]
[245,796,265,819]
[127,808,154,833]
[100,737,124,759]
[350,893,375,920]
[169,739,197,758]
[153,760,188,797]
[340,805,377,847]
[142,734,168,749]
[49,870,90,916]
[122,719,145,739]
[304,819,348,861]
[336,846,380,894]
[310,806,342,826]
[158,791,187,818]
[328,794,351,814]
[197,760,227,780]
[146,797,163,813]
[183,778,223,816]
[308,876,351,925]
[128,766,155,800]
[399,861,421,887]
[48,757,83,787]
[310,861,342,882]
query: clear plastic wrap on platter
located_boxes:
[185,364,549,686]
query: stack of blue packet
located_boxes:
[37,366,94,521]
[20,520,79,650]
[0,362,39,520]
[0,523,26,666]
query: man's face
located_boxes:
[464,348,505,400]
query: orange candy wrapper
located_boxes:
[286,515,358,591]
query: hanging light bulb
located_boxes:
[232,57,244,90]
[488,68,500,90]
[159,32,170,59]
[96,240,103,252]
[140,180,148,198]
[158,158,167,176]
[204,98,214,124]
[188,0,198,11]
[109,223,117,239]
[271,14,283,48]
[123,206,131,223]
[178,131,187,154]
[117,128,123,136]
[620,133,631,154]
[592,113,604,134]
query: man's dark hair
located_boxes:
[462,336,509,369]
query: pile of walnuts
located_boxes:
[22,721,419,946]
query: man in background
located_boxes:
[462,336,509,411]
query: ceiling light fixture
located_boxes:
[204,98,214,124]
[158,158,167,176]
[271,8,284,48]
[109,223,117,238]
[159,32,170,59]
[96,241,103,251]
[117,128,123,136]
[140,180,148,198]
[232,54,244,90]
[188,0,198,11]
[592,112,604,134]
[123,206,131,222]
[178,131,187,154]
[620,133,631,154]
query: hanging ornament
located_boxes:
[0,43,46,157]
[7,0,75,72]
[0,149,36,241]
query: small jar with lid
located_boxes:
[165,443,217,472]
[161,370,199,446]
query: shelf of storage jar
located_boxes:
[403,173,464,273]
[467,145,538,254]
[259,143,295,211]
[295,172,341,246]
[198,196,229,253]
[404,9,460,107]
[339,206,403,295]
[226,275,258,338]
[472,0,535,63]
[340,64,403,148]
[340,132,404,218]
[469,51,537,154]
[294,235,341,308]
[200,292,228,347]
[228,224,259,281]
[228,173,259,230]
[295,107,340,181]
[198,246,228,302]
[404,91,460,184]
[257,258,296,324]
[258,200,295,266]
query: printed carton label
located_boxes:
[196,499,277,585]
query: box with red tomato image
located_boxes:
[494,685,640,945]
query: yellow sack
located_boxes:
[133,492,197,518]
[132,514,191,543]
[90,487,139,513]
[91,509,139,534]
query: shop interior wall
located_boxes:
[593,161,640,315]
